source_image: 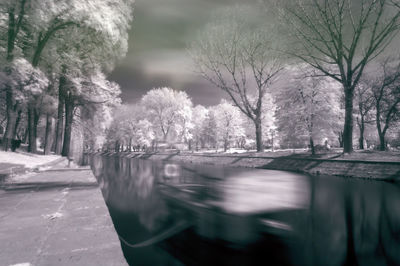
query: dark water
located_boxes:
[90,154,400,266]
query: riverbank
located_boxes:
[89,150,400,181]
[0,167,127,266]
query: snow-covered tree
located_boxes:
[241,93,277,149]
[141,87,193,143]
[105,104,154,152]
[132,119,154,149]
[40,0,133,156]
[211,100,245,152]
[0,0,134,153]
[275,65,342,153]
[200,110,218,150]
[0,0,29,151]
[104,105,131,151]
[191,105,209,150]
[61,70,121,156]
[1,58,49,151]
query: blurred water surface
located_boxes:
[91,154,400,266]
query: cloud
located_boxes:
[111,0,263,106]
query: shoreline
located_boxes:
[86,151,400,182]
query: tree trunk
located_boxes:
[376,107,386,151]
[254,117,264,152]
[338,131,344,148]
[378,133,386,151]
[22,128,28,144]
[13,110,21,139]
[27,106,39,153]
[343,89,354,153]
[3,7,27,151]
[128,138,132,152]
[358,116,365,150]
[271,133,275,152]
[224,138,228,152]
[2,11,18,151]
[54,77,65,154]
[2,89,18,151]
[61,98,74,157]
[44,114,54,155]
[377,119,386,151]
[309,137,315,155]
[3,113,17,151]
[188,139,192,151]
[27,108,34,153]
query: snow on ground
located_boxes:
[7,172,37,183]
[0,151,60,168]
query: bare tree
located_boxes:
[191,7,283,152]
[369,59,400,150]
[355,82,375,149]
[282,0,400,153]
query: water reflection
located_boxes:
[91,154,400,266]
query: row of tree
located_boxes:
[2,0,400,155]
[356,59,400,151]
[191,1,400,153]
[105,69,399,153]
[275,63,400,152]
[104,87,273,152]
[0,0,134,160]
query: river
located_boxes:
[90,154,400,266]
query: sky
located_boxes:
[109,0,261,106]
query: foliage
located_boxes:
[105,104,154,151]
[0,0,134,154]
[190,105,209,149]
[211,100,245,151]
[199,109,218,149]
[141,87,193,142]
[275,65,342,149]
[3,58,49,107]
[241,93,277,144]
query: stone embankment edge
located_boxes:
[85,152,400,182]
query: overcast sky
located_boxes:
[109,0,261,106]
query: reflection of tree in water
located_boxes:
[348,180,400,265]
[91,155,400,264]
[378,183,400,265]
[92,155,169,232]
[309,177,400,265]
[307,177,347,266]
